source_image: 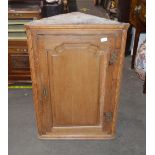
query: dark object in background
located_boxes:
[42,0,77,17]
[42,1,64,17]
[124,26,132,56]
[102,0,110,9]
[68,0,78,12]
[94,0,108,6]
[117,0,131,56]
[143,75,146,94]
[130,0,146,69]
[117,0,131,22]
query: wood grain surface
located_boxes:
[26,23,129,139]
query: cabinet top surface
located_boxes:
[25,12,129,29]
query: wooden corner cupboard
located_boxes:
[25,12,129,139]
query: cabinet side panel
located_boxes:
[112,30,128,134]
[26,30,53,135]
[26,29,43,135]
[103,30,128,135]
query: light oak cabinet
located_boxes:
[26,12,129,139]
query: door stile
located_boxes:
[98,48,109,129]
[36,35,53,133]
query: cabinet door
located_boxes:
[32,33,116,138]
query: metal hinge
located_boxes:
[104,112,113,122]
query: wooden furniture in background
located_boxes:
[93,0,99,5]
[129,0,146,69]
[26,12,129,139]
[117,0,131,22]
[63,0,69,12]
[94,0,119,18]
[143,75,146,94]
[8,0,42,84]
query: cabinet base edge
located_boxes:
[37,134,115,140]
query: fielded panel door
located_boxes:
[32,32,116,138]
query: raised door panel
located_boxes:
[48,43,101,126]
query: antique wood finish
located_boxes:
[129,0,146,69]
[8,0,42,19]
[26,13,129,139]
[63,0,69,12]
[9,12,41,19]
[8,40,31,83]
[93,0,99,5]
[8,2,42,84]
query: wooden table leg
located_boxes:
[131,29,140,69]
[143,74,146,94]
[63,0,69,12]
[94,0,99,5]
